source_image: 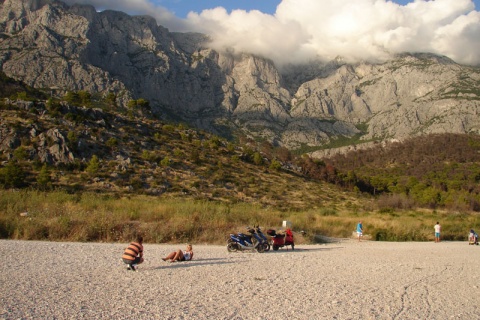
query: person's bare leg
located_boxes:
[162,251,176,261]
[170,249,184,262]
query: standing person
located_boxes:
[356,221,363,242]
[434,222,441,243]
[122,236,144,271]
[162,244,194,262]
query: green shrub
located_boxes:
[86,155,100,175]
[37,164,52,191]
[269,159,282,170]
[320,208,338,216]
[162,124,175,132]
[13,146,28,161]
[253,152,263,165]
[160,156,170,167]
[106,137,118,148]
[0,161,26,188]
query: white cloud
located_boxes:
[62,0,480,66]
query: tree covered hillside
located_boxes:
[326,134,480,211]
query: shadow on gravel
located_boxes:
[264,246,345,253]
[298,246,345,252]
[153,258,238,269]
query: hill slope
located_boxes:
[0,79,363,212]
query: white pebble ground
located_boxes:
[1,240,479,319]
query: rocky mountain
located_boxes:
[1,0,479,153]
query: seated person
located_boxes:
[469,229,478,244]
[162,244,193,262]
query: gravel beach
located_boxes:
[1,239,479,319]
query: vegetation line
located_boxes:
[0,190,476,243]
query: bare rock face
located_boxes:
[0,130,21,153]
[291,54,480,143]
[0,0,118,92]
[37,128,74,164]
[1,0,479,152]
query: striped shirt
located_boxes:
[122,242,143,261]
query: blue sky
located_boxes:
[64,0,480,66]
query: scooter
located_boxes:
[255,225,270,252]
[227,227,265,253]
[267,228,294,251]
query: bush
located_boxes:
[13,146,28,161]
[142,150,156,162]
[377,194,414,210]
[253,152,263,165]
[86,155,100,175]
[67,131,78,150]
[37,164,52,191]
[269,159,282,170]
[106,137,118,148]
[319,208,338,216]
[0,161,26,188]
[160,156,170,167]
[162,124,175,132]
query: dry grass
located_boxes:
[1,189,478,244]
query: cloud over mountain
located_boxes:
[63,0,480,66]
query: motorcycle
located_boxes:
[227,227,265,253]
[267,228,295,251]
[255,225,270,252]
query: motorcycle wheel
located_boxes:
[256,244,265,253]
[227,242,238,252]
[272,244,279,251]
[262,242,270,252]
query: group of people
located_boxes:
[434,222,479,244]
[356,221,444,242]
[121,236,194,271]
[357,221,477,244]
[433,222,479,245]
[122,221,476,270]
[356,221,445,242]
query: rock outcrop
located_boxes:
[1,0,479,151]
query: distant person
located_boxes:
[162,244,194,262]
[122,236,144,271]
[434,222,441,243]
[356,221,363,241]
[469,229,478,245]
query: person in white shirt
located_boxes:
[434,222,441,243]
[162,244,194,262]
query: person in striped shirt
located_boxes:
[122,236,144,271]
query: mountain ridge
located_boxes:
[1,0,479,152]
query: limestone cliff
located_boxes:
[1,0,479,151]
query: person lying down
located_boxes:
[162,244,193,262]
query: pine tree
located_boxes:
[86,155,100,175]
[37,164,52,190]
